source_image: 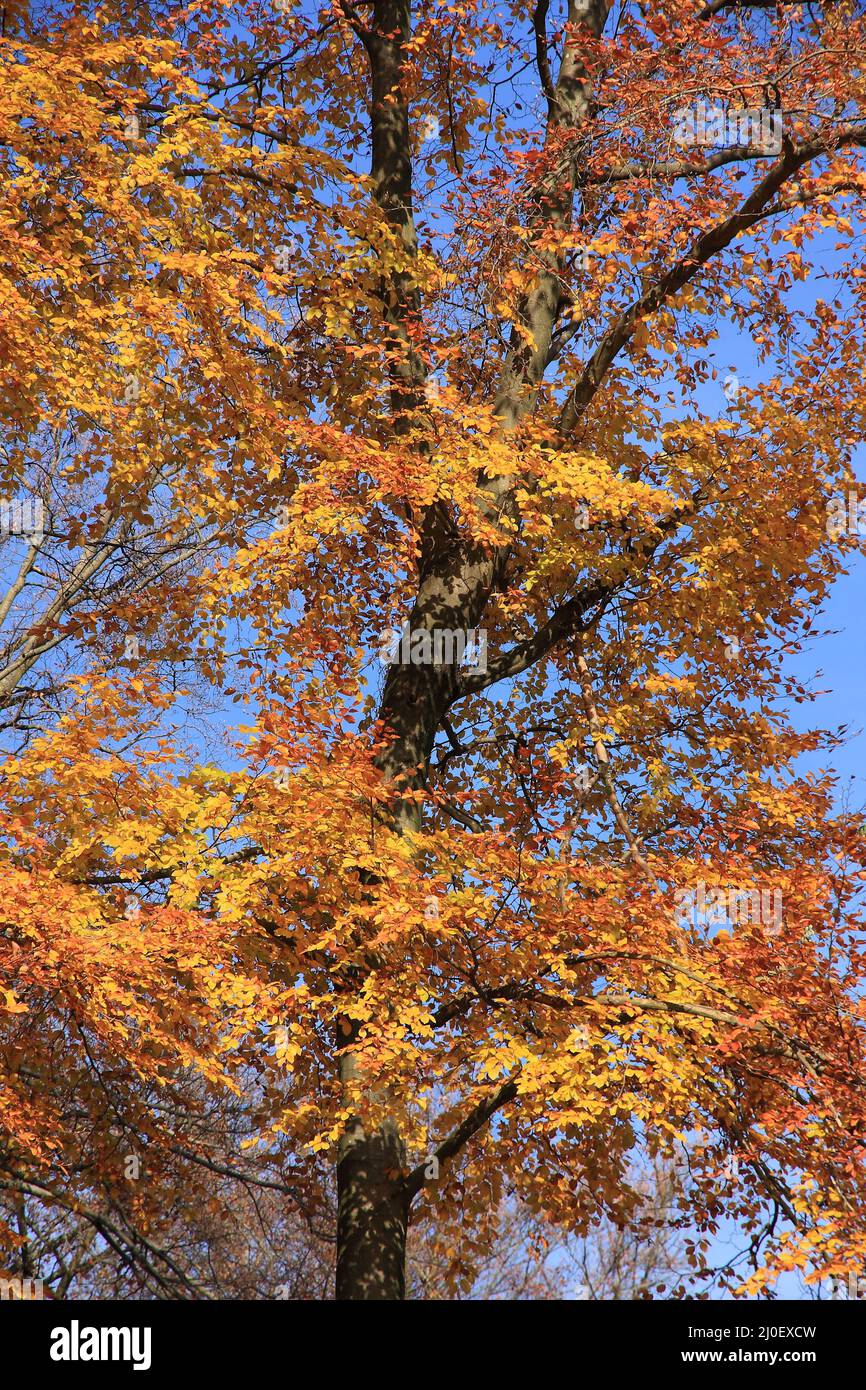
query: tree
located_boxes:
[2,0,866,1301]
[1,1144,687,1300]
[407,1159,690,1299]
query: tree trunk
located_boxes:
[332,0,418,1302]
[332,0,611,1300]
[336,1126,408,1299]
[336,1051,408,1299]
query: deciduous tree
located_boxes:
[2,0,866,1301]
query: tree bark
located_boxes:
[336,1052,408,1300]
[334,0,610,1299]
[334,0,420,1301]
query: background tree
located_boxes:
[2,1151,688,1299]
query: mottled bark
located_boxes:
[336,1048,408,1300]
[335,0,419,1300]
[335,0,612,1299]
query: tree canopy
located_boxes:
[1,0,866,1299]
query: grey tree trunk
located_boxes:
[333,0,610,1299]
[336,1116,408,1299]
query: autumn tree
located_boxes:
[406,1159,689,1298]
[2,0,866,1302]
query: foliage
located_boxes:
[1,0,866,1297]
